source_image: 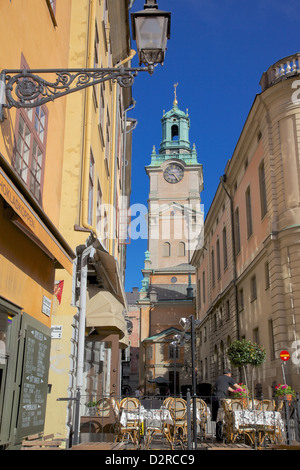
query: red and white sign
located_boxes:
[280,350,290,361]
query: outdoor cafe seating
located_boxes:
[219,398,285,447]
[108,395,214,449]
[113,397,174,449]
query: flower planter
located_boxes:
[277,394,293,405]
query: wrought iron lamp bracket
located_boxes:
[0,65,153,120]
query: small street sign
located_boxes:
[280,350,290,361]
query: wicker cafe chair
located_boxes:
[163,397,175,409]
[222,399,254,445]
[144,408,173,450]
[119,397,140,410]
[195,398,208,437]
[96,397,111,417]
[169,398,187,447]
[248,399,260,410]
[118,397,141,448]
[255,400,283,447]
[230,399,245,410]
[110,398,122,442]
[257,399,275,411]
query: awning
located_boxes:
[119,329,129,349]
[86,288,127,340]
[90,246,128,312]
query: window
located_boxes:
[162,242,171,257]
[253,327,260,344]
[202,271,206,304]
[211,249,215,287]
[226,300,230,320]
[250,275,257,301]
[265,261,270,289]
[46,0,57,26]
[96,181,103,236]
[245,186,253,238]
[239,289,244,311]
[14,106,48,203]
[104,111,110,175]
[197,278,201,309]
[223,226,228,270]
[177,241,185,257]
[147,345,153,360]
[259,161,267,218]
[171,124,179,140]
[234,207,241,254]
[268,319,276,361]
[98,84,105,141]
[88,151,95,226]
[216,239,221,279]
[168,343,178,360]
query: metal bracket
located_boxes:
[0,65,153,121]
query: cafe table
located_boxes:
[225,409,285,447]
[119,406,173,449]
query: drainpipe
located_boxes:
[73,235,96,445]
[220,175,240,340]
[81,0,97,235]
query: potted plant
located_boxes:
[85,400,98,415]
[232,383,251,406]
[227,339,266,404]
[274,384,295,404]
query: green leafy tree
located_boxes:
[227,339,266,400]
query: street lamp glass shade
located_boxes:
[179,317,189,329]
[131,4,171,66]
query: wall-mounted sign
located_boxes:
[280,350,290,361]
[42,295,51,317]
[16,323,51,439]
[51,325,63,339]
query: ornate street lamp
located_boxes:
[131,0,171,67]
[0,0,171,121]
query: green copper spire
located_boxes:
[149,83,198,166]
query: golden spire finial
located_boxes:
[173,82,178,106]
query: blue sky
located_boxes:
[124,0,299,291]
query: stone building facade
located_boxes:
[191,53,300,397]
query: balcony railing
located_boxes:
[260,52,300,91]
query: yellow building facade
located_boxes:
[44,0,134,444]
[0,0,74,448]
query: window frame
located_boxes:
[14,105,48,205]
[259,160,268,218]
[46,0,57,27]
[245,186,253,239]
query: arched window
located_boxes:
[177,241,185,257]
[171,124,179,140]
[162,242,171,257]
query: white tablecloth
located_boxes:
[120,407,172,427]
[232,410,284,432]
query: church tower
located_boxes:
[145,85,203,271]
[137,88,204,394]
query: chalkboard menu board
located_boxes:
[16,322,51,439]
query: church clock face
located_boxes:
[163,163,184,184]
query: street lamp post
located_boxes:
[171,340,177,396]
[180,315,200,450]
[0,0,171,121]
